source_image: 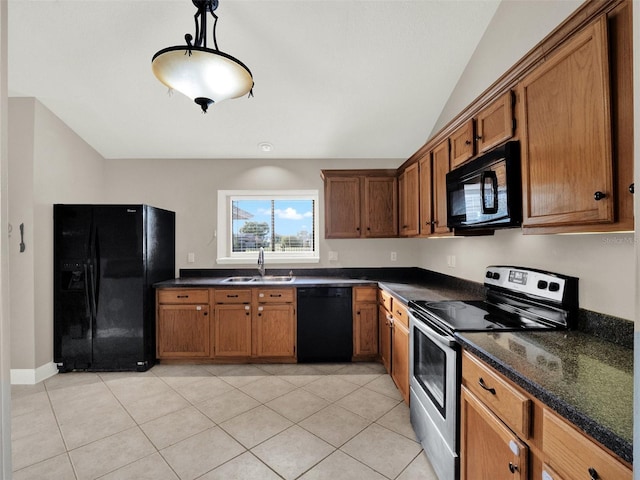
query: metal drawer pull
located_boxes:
[177,295,189,298]
[478,377,496,395]
[270,294,282,297]
[226,294,239,298]
[508,462,518,474]
[588,467,600,480]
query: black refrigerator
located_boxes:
[54,204,175,372]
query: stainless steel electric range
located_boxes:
[408,266,578,480]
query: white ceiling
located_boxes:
[8,0,501,160]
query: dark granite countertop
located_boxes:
[456,330,633,464]
[156,267,486,304]
[154,276,377,288]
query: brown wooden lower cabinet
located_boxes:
[157,303,210,357]
[213,304,252,357]
[391,318,409,404]
[460,386,528,480]
[378,304,391,374]
[461,350,632,480]
[353,286,378,360]
[156,289,211,358]
[254,304,295,357]
[378,288,409,403]
[157,287,296,362]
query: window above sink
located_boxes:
[216,190,320,265]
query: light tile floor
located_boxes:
[11,362,439,480]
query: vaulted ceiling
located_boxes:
[8,0,500,160]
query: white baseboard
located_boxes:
[11,362,58,385]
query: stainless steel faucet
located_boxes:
[257,247,265,277]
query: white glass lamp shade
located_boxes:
[152,47,253,106]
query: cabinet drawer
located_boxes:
[462,351,531,439]
[543,409,632,480]
[157,289,209,304]
[256,288,295,303]
[213,289,252,304]
[392,300,409,328]
[354,286,377,303]
[379,289,393,312]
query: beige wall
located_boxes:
[8,98,105,372]
[102,157,419,273]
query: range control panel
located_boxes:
[484,266,570,303]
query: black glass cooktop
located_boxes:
[409,300,558,332]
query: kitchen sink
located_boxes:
[221,275,295,283]
[259,275,296,283]
[221,276,257,283]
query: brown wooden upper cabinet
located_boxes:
[398,163,420,237]
[322,170,398,238]
[431,140,452,235]
[418,152,432,235]
[450,91,515,170]
[518,16,614,230]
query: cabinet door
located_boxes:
[418,154,433,235]
[157,304,210,358]
[353,302,378,359]
[214,304,252,357]
[255,304,295,357]
[519,17,613,228]
[378,305,391,374]
[460,386,529,480]
[399,163,420,237]
[543,409,632,480]
[476,91,514,154]
[431,140,450,234]
[450,119,475,169]
[324,176,361,238]
[391,319,409,404]
[363,176,398,237]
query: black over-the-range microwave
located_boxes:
[446,140,522,230]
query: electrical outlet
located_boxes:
[187,252,195,263]
[390,251,397,261]
[447,255,456,268]
[328,251,338,261]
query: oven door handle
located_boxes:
[410,313,457,347]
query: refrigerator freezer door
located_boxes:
[54,205,94,370]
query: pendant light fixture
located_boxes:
[152,0,254,113]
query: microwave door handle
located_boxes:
[481,170,499,214]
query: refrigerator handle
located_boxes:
[88,262,97,320]
[83,262,92,320]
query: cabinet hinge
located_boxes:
[512,118,517,132]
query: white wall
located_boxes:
[432,0,583,134]
[8,98,105,374]
[103,158,420,273]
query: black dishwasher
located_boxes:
[297,287,353,362]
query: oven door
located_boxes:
[409,311,459,480]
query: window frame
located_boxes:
[216,189,320,264]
